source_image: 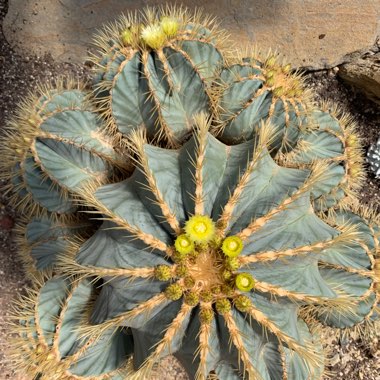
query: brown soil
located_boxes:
[0,0,379,379]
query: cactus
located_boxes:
[91,7,226,147]
[367,137,380,178]
[14,214,93,275]
[4,6,379,380]
[213,55,310,147]
[56,117,377,379]
[10,275,134,379]
[0,79,127,215]
[278,104,364,211]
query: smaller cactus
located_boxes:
[14,214,92,275]
[0,79,126,215]
[367,137,380,178]
[213,53,311,148]
[10,276,134,380]
[90,7,226,146]
[279,103,365,211]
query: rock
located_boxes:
[3,0,380,69]
[0,215,14,231]
[339,44,380,104]
[330,353,341,366]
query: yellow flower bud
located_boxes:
[234,295,252,312]
[184,291,199,306]
[216,298,231,314]
[165,283,183,300]
[199,290,213,302]
[266,56,277,68]
[175,263,188,277]
[154,265,172,281]
[141,24,166,49]
[199,308,213,324]
[183,275,195,288]
[174,234,194,255]
[121,29,133,46]
[225,257,240,271]
[160,16,179,37]
[273,86,284,98]
[282,63,292,74]
[235,273,255,292]
[222,236,244,257]
[185,215,216,244]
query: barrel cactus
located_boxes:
[14,213,93,275]
[367,137,380,178]
[90,6,226,147]
[0,79,127,216]
[59,117,377,379]
[11,275,134,379]
[5,6,378,380]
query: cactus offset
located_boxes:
[91,7,226,147]
[10,275,134,380]
[14,214,93,275]
[0,79,127,215]
[4,6,378,380]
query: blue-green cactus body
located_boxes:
[13,277,134,379]
[16,214,92,273]
[2,86,124,215]
[215,61,307,150]
[6,8,376,380]
[310,210,379,328]
[92,15,223,146]
[282,109,361,211]
[68,128,373,380]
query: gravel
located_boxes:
[1,0,379,379]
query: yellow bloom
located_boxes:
[174,234,194,255]
[140,24,166,49]
[185,215,215,244]
[222,236,243,257]
[160,16,179,37]
[235,273,255,292]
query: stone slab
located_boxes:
[3,0,380,69]
[339,45,380,104]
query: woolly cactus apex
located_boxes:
[90,6,226,146]
[10,275,134,380]
[59,117,376,380]
[278,103,365,211]
[0,78,126,215]
[213,52,312,148]
[14,213,93,275]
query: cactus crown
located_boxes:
[4,6,379,380]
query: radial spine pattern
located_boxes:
[60,117,377,380]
